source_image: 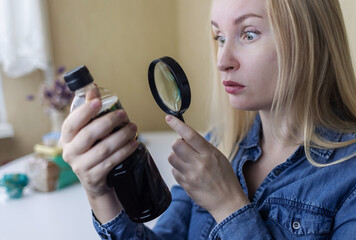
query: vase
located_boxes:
[49,109,66,133]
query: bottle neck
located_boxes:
[70,83,96,112]
[74,83,96,97]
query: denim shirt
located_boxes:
[93,115,356,239]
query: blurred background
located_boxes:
[0,0,355,164]
[0,0,214,164]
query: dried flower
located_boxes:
[27,66,74,112]
[26,94,35,101]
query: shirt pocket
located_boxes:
[267,202,333,239]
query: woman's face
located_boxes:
[211,0,278,111]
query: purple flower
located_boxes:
[26,94,35,101]
[44,88,54,98]
[35,65,74,111]
[57,66,66,74]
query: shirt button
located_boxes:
[292,221,301,230]
[274,169,282,176]
[99,233,108,239]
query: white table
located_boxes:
[0,132,179,240]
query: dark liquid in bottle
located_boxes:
[92,98,171,222]
[107,143,172,222]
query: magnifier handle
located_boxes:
[176,113,185,123]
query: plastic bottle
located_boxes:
[63,65,171,223]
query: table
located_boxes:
[0,131,179,240]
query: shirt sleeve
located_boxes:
[208,204,273,240]
[92,185,192,240]
[153,185,192,238]
[331,187,356,239]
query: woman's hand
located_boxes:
[59,88,139,223]
[59,88,138,198]
[165,115,250,223]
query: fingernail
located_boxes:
[90,99,101,109]
[131,140,138,147]
[166,115,173,122]
[117,110,127,120]
[130,123,137,132]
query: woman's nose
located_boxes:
[216,43,240,72]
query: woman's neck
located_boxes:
[258,110,299,153]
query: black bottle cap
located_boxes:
[63,65,94,92]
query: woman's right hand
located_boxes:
[59,89,139,199]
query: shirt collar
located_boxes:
[310,127,342,159]
[238,114,261,149]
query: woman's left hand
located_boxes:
[165,115,250,223]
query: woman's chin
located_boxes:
[228,98,269,112]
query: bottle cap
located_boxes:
[63,65,94,91]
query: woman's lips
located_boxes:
[222,80,246,94]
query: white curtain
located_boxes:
[0,0,52,138]
[0,0,53,79]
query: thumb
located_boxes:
[86,85,101,102]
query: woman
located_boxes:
[60,0,356,239]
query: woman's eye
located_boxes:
[241,31,260,41]
[214,35,226,46]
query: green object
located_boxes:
[0,173,29,199]
[51,155,79,189]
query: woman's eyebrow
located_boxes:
[211,13,263,28]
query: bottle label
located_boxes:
[96,96,123,118]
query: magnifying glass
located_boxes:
[148,56,191,122]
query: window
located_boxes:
[0,0,51,139]
[0,73,14,138]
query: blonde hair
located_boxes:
[209,0,356,166]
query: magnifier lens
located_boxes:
[149,56,190,122]
[154,61,182,112]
